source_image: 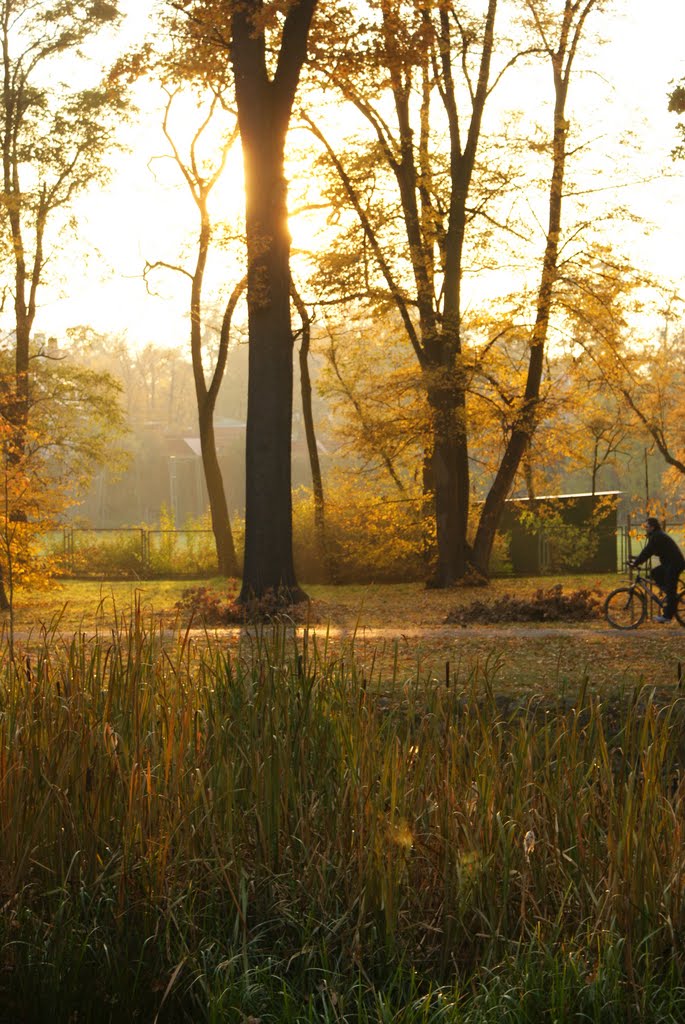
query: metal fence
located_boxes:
[45,527,220,579]
[43,518,685,582]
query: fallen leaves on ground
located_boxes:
[444,585,604,625]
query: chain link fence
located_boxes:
[42,516,673,582]
[44,527,220,579]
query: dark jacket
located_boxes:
[634,528,685,572]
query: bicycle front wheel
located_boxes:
[605,587,646,629]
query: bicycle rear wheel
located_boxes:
[605,587,646,629]
[675,590,685,627]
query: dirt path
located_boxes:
[10,607,683,697]
[295,623,663,639]
[186,618,684,696]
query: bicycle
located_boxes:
[604,564,685,630]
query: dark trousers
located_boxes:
[651,563,682,619]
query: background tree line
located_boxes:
[0,0,682,601]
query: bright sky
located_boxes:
[32,0,685,350]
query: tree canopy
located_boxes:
[0,0,681,593]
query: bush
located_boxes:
[290,481,431,584]
[43,509,222,579]
[69,529,146,578]
[291,484,514,584]
[147,509,218,576]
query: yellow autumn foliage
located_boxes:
[291,480,431,583]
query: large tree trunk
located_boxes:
[232,0,315,603]
[426,383,470,584]
[240,142,304,599]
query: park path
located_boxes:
[197,622,675,640]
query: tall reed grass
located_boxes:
[1,610,685,1021]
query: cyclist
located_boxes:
[628,516,685,622]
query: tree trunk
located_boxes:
[232,0,316,603]
[14,314,30,448]
[471,3,585,574]
[188,184,239,579]
[426,383,470,585]
[239,150,305,599]
[293,283,333,579]
[523,451,536,500]
[198,407,237,577]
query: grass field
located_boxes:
[1,575,685,1020]
[0,570,652,632]
[5,572,684,696]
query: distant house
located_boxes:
[76,416,332,528]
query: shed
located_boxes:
[498,491,621,574]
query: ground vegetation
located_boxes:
[1,603,685,1019]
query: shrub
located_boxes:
[69,528,145,578]
[147,508,218,576]
[43,510,222,580]
[290,481,431,584]
[291,484,514,584]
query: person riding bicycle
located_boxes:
[628,517,685,622]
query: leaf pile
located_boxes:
[174,586,319,626]
[444,584,604,625]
